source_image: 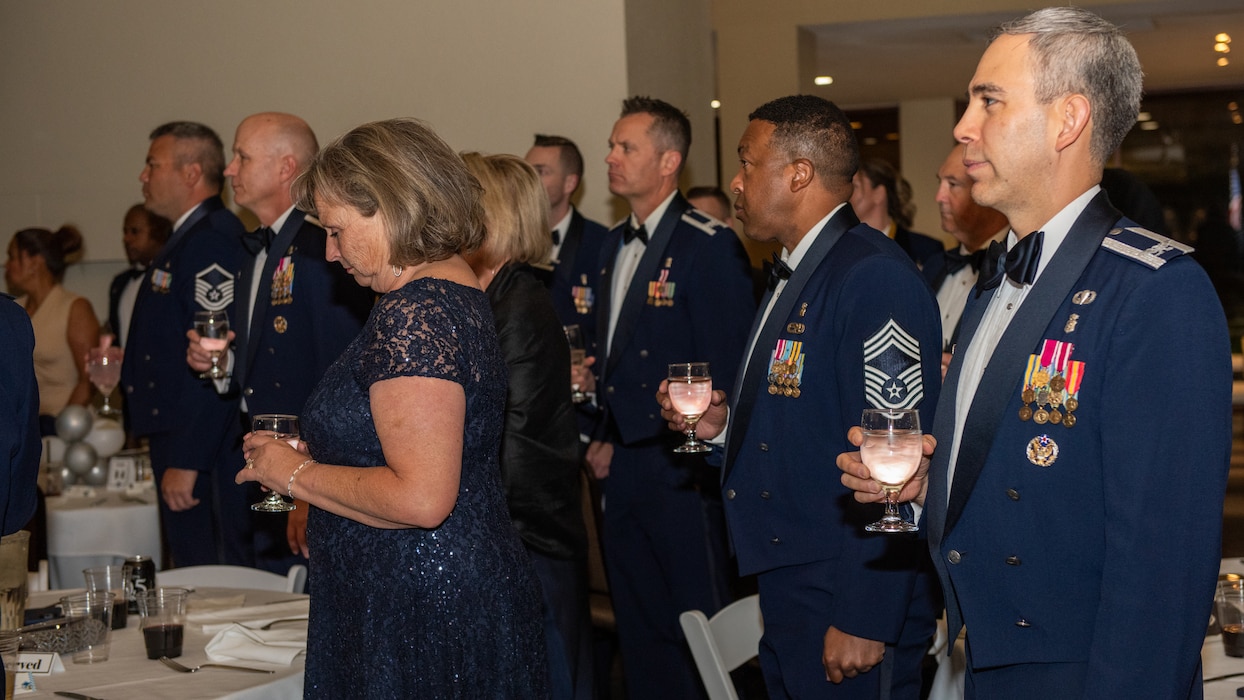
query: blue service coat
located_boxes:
[547,207,608,358]
[926,193,1231,697]
[1,294,41,535]
[723,205,942,643]
[122,195,247,471]
[231,210,373,417]
[595,194,755,446]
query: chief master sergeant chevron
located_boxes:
[838,7,1232,698]
[123,121,248,567]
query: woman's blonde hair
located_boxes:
[460,152,551,268]
[293,118,485,265]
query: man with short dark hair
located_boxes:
[526,134,608,351]
[578,96,755,698]
[660,94,940,698]
[840,8,1231,697]
[186,112,373,570]
[123,120,248,566]
[686,185,734,227]
[109,204,171,348]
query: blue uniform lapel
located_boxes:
[602,194,688,380]
[235,210,305,385]
[936,192,1120,538]
[722,206,855,482]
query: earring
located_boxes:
[392,265,403,277]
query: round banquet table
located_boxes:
[44,489,162,589]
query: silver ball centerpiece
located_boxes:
[55,405,94,442]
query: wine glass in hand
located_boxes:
[251,413,300,513]
[564,324,587,404]
[668,362,713,454]
[860,408,922,533]
[86,346,124,417]
[193,310,230,380]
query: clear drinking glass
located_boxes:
[251,414,300,513]
[564,324,588,404]
[86,346,124,417]
[668,362,713,454]
[860,408,922,533]
[193,310,230,380]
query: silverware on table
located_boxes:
[158,655,274,674]
[54,691,108,700]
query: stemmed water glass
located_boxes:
[86,345,124,418]
[250,414,300,513]
[668,362,712,454]
[193,310,230,380]
[564,325,587,404]
[860,408,922,533]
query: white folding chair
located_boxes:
[26,560,49,592]
[679,594,763,700]
[157,564,307,593]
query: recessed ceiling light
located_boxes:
[710,99,721,110]
[1140,121,1160,131]
[1215,42,1231,53]
[1219,57,1231,67]
[1230,102,1239,111]
[1137,112,1152,122]
[814,76,834,86]
[1234,114,1243,125]
[862,137,878,146]
[850,121,862,130]
[1217,33,1232,44]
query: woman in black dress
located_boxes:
[238,120,547,698]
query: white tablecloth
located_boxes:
[45,490,161,589]
[23,587,305,699]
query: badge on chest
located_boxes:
[270,256,294,306]
[1018,339,1084,428]
[647,258,676,307]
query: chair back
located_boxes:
[157,564,307,593]
[679,594,762,700]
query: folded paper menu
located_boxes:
[205,624,307,666]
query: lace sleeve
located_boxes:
[354,285,470,387]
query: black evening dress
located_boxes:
[300,278,549,698]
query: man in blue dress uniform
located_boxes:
[659,95,941,699]
[1,293,41,536]
[575,97,756,699]
[839,8,1231,698]
[187,113,373,570]
[123,121,248,566]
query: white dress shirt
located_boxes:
[605,190,677,356]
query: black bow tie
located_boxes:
[241,226,275,256]
[943,247,987,276]
[975,231,1044,297]
[623,222,648,246]
[551,229,561,246]
[119,266,146,282]
[766,253,793,291]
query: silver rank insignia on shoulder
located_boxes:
[1027,434,1058,467]
[194,263,234,311]
[1072,290,1097,305]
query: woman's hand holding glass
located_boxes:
[237,417,310,512]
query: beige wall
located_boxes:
[1,0,632,313]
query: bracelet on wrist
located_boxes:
[287,458,315,500]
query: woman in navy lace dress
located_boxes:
[238,119,547,698]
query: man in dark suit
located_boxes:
[123,121,248,566]
[525,134,608,354]
[1,293,40,536]
[920,144,1008,371]
[187,113,373,570]
[659,95,941,699]
[840,8,1231,697]
[107,204,171,348]
[574,96,755,699]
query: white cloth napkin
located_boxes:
[205,624,307,666]
[187,599,310,634]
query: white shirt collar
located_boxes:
[268,205,295,238]
[1007,185,1101,288]
[783,203,846,271]
[631,190,679,233]
[172,202,202,232]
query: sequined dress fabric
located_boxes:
[301,278,549,698]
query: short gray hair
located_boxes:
[994,6,1143,166]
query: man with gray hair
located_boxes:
[124,121,248,566]
[839,7,1230,697]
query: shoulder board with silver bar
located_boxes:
[682,208,722,236]
[1100,226,1193,270]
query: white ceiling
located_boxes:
[806,0,1244,108]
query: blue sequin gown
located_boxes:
[300,278,549,698]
